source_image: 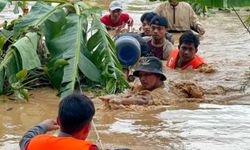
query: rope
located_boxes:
[92,120,105,150]
[77,77,104,150]
[231,5,250,34]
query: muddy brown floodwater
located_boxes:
[1,1,250,150]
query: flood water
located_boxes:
[1,1,250,150]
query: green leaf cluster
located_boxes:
[0,32,40,100]
[0,1,129,99]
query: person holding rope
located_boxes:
[19,94,98,150]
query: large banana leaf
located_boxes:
[13,32,40,70]
[14,2,69,34]
[0,32,40,94]
[41,8,66,47]
[87,14,129,93]
[14,2,52,33]
[46,14,101,98]
[0,48,21,92]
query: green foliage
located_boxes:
[88,15,129,93]
[0,0,9,12]
[0,1,129,99]
[13,32,41,70]
[0,32,41,100]
[14,2,66,34]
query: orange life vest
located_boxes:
[166,49,205,70]
[25,134,95,150]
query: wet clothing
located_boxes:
[19,124,97,150]
[100,13,133,30]
[140,32,174,44]
[129,82,177,105]
[145,37,174,60]
[165,49,205,70]
[155,2,203,32]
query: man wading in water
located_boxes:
[100,1,133,36]
[100,56,173,105]
[165,30,206,70]
[145,16,174,60]
[155,0,205,35]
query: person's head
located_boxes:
[133,57,166,91]
[109,1,123,21]
[178,30,200,63]
[57,94,95,140]
[140,12,157,36]
[169,0,181,6]
[150,16,168,41]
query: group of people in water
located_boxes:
[19,0,209,150]
[99,0,208,105]
[101,0,207,71]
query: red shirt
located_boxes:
[100,13,132,29]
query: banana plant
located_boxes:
[0,32,41,96]
[0,1,129,99]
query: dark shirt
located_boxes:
[145,38,174,60]
[147,40,164,60]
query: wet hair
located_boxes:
[58,94,95,134]
[179,30,200,51]
[150,15,168,28]
[140,12,157,23]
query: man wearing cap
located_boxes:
[140,12,174,44]
[145,15,174,60]
[100,1,133,34]
[100,57,172,105]
[155,0,205,35]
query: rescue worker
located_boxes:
[155,0,205,35]
[100,1,133,35]
[166,30,205,70]
[19,94,97,150]
[145,15,174,60]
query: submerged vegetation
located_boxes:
[0,0,129,100]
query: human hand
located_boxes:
[40,119,59,132]
[197,24,205,35]
[127,17,134,27]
